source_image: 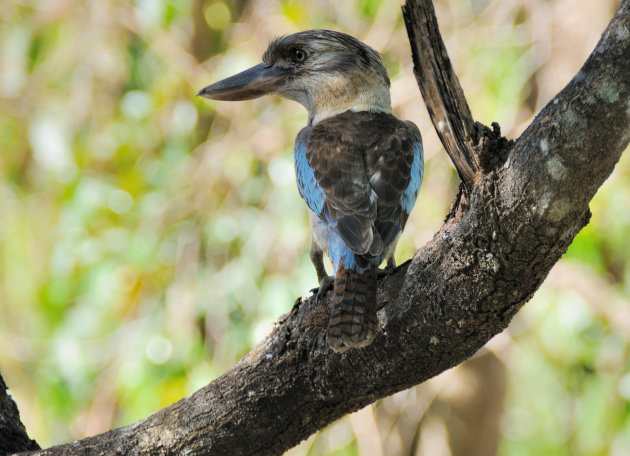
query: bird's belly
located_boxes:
[308,209,333,256]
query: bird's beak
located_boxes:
[196,63,288,101]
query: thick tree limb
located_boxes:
[6,0,630,454]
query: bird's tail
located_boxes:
[328,267,378,352]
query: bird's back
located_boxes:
[297,110,422,269]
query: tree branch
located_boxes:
[9,0,630,454]
[402,0,480,192]
[0,373,39,455]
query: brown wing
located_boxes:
[306,111,420,260]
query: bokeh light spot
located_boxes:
[204,2,231,30]
[146,336,173,365]
[121,90,153,119]
[108,189,133,214]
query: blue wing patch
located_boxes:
[294,127,325,215]
[400,141,424,214]
[328,232,380,274]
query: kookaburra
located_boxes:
[198,30,423,352]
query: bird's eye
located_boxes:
[293,49,307,63]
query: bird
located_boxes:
[198,30,423,352]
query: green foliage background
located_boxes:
[0,0,628,454]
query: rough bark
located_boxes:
[0,374,39,456]
[3,0,630,454]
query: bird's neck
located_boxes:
[302,74,392,126]
[309,95,391,125]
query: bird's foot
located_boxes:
[376,257,397,279]
[376,265,396,279]
[310,275,334,301]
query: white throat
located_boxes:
[281,72,392,126]
[310,82,391,125]
[311,101,391,125]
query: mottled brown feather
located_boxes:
[306,110,420,264]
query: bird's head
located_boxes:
[197,30,391,125]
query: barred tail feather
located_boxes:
[328,268,378,352]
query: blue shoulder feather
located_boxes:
[294,127,326,215]
[400,141,424,214]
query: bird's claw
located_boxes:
[310,276,334,301]
[376,266,396,279]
